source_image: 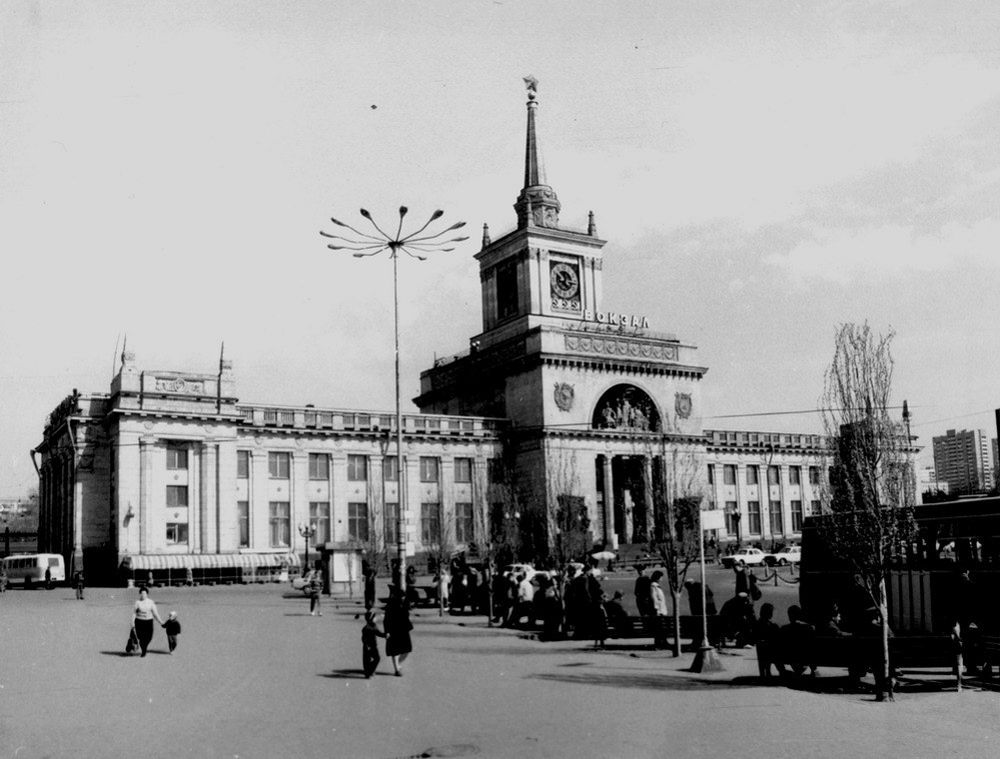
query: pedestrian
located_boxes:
[734,564,750,596]
[513,573,536,629]
[718,592,755,648]
[684,578,717,617]
[162,611,182,654]
[605,590,628,636]
[362,610,386,678]
[950,618,964,692]
[776,604,817,678]
[634,567,653,618]
[132,586,165,657]
[491,569,510,625]
[405,565,419,608]
[73,570,85,600]
[44,565,52,589]
[754,602,780,680]
[593,592,609,649]
[185,567,194,587]
[0,565,7,593]
[649,570,669,649]
[363,561,377,611]
[309,568,323,616]
[383,585,413,676]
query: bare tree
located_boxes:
[470,457,523,625]
[644,435,705,656]
[820,322,917,702]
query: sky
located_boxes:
[3,0,1000,498]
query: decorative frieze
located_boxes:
[564,335,678,362]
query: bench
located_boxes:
[611,615,721,643]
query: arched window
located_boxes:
[592,385,661,432]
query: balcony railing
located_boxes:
[236,404,506,438]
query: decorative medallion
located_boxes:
[675,392,693,420]
[553,382,575,412]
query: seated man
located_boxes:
[776,604,817,677]
[718,592,755,648]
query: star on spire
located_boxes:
[523,75,538,100]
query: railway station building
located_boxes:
[34,84,842,584]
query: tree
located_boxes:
[644,436,706,657]
[470,456,523,625]
[820,322,917,702]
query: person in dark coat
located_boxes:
[362,610,386,678]
[73,571,85,600]
[684,578,717,616]
[362,560,377,611]
[718,592,755,647]
[754,602,780,680]
[776,604,817,677]
[383,586,413,676]
[604,590,629,636]
[634,568,653,618]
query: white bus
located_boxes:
[1,553,66,589]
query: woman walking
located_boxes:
[132,586,165,657]
[383,585,413,676]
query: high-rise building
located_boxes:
[931,429,994,495]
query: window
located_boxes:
[268,501,290,547]
[747,501,761,535]
[769,500,783,535]
[237,501,249,547]
[347,455,368,481]
[420,457,440,483]
[348,502,369,542]
[454,458,473,484]
[455,502,474,543]
[268,452,290,479]
[384,502,399,546]
[810,499,822,517]
[723,465,737,485]
[237,451,250,479]
[809,466,821,485]
[767,465,780,486]
[383,456,399,482]
[791,500,803,532]
[166,485,188,508]
[310,501,330,545]
[309,454,329,480]
[421,503,441,545]
[166,444,188,470]
[707,464,715,485]
[789,466,801,485]
[166,523,189,544]
[725,500,739,536]
[746,466,759,486]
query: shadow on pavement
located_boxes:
[527,671,761,691]
[321,669,390,679]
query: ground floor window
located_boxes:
[269,501,290,548]
[810,499,821,517]
[384,502,399,547]
[421,503,441,545]
[790,500,803,532]
[769,500,783,536]
[747,501,761,535]
[310,501,331,545]
[237,501,250,547]
[166,523,189,545]
[348,502,369,542]
[725,500,739,537]
[455,502,474,543]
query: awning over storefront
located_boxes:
[125,553,300,571]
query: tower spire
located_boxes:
[514,76,561,229]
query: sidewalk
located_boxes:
[2,584,998,759]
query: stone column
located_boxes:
[643,456,654,543]
[138,440,151,555]
[602,455,616,549]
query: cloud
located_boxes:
[765,219,1000,283]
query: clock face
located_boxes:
[550,262,580,299]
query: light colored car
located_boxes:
[503,563,538,581]
[291,569,319,594]
[720,547,769,568]
[765,546,801,566]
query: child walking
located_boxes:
[163,611,182,654]
[362,611,385,678]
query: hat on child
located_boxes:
[168,611,178,619]
[364,611,377,623]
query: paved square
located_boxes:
[2,581,998,759]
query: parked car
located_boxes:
[503,563,539,581]
[764,545,801,566]
[291,568,319,594]
[720,547,769,568]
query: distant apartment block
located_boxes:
[932,428,995,495]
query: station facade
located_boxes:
[33,83,840,582]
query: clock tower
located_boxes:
[475,77,607,343]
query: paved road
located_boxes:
[1,579,997,759]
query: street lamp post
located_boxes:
[321,207,467,590]
[298,522,317,575]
